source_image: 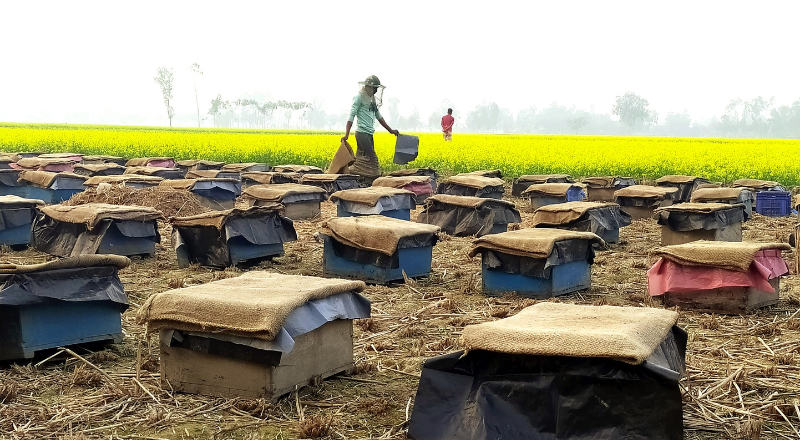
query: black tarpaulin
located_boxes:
[418,200,521,237]
[322,233,438,269]
[31,213,160,257]
[0,207,35,231]
[0,170,23,187]
[0,265,129,309]
[538,206,632,237]
[408,326,687,440]
[394,134,420,165]
[483,238,595,279]
[656,206,744,232]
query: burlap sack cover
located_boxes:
[731,179,780,190]
[222,163,266,172]
[40,203,163,230]
[460,302,679,365]
[302,173,358,183]
[330,187,414,207]
[242,184,327,203]
[241,172,276,184]
[425,194,515,210]
[186,170,222,179]
[459,170,503,179]
[324,215,440,256]
[614,185,678,199]
[171,205,283,229]
[19,170,86,188]
[176,160,225,168]
[125,157,173,167]
[327,140,356,174]
[517,174,571,184]
[159,179,196,191]
[794,195,799,211]
[74,163,125,173]
[16,157,76,169]
[532,202,618,226]
[442,175,504,189]
[0,195,46,207]
[690,187,747,202]
[655,175,700,184]
[124,166,180,176]
[469,228,604,259]
[654,240,791,272]
[372,175,431,188]
[38,153,82,159]
[0,153,20,162]
[582,176,618,188]
[84,175,164,187]
[654,202,740,215]
[0,254,130,274]
[273,165,323,173]
[83,155,125,163]
[136,271,366,340]
[388,168,436,177]
[522,183,584,198]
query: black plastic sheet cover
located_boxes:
[32,214,160,257]
[656,206,744,232]
[394,134,420,165]
[0,170,23,187]
[408,326,687,440]
[225,215,297,246]
[483,239,594,279]
[0,265,129,309]
[438,183,505,198]
[419,201,521,237]
[0,207,35,231]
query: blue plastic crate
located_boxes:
[755,191,791,217]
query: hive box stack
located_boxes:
[160,178,242,210]
[81,155,127,166]
[222,162,271,173]
[690,187,755,220]
[240,171,299,187]
[242,184,328,220]
[409,303,686,440]
[417,194,521,236]
[614,185,679,220]
[388,168,439,192]
[648,241,791,314]
[83,175,164,190]
[300,173,362,194]
[137,272,371,400]
[322,216,440,284]
[372,175,435,203]
[531,201,632,244]
[186,169,242,181]
[73,163,126,177]
[654,203,745,246]
[655,175,710,203]
[124,166,185,180]
[32,203,163,257]
[0,255,130,361]
[18,171,87,204]
[0,169,27,197]
[437,175,505,199]
[511,174,574,197]
[469,228,604,298]
[176,159,226,173]
[171,206,297,268]
[582,176,637,202]
[331,187,416,220]
[0,195,45,248]
[522,183,586,210]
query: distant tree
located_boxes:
[154,67,175,127]
[427,110,441,131]
[567,116,588,134]
[386,98,400,125]
[612,92,656,132]
[515,106,537,133]
[191,63,203,127]
[662,111,693,136]
[769,99,800,138]
[208,93,223,127]
[466,102,500,132]
[743,96,774,136]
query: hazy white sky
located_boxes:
[1,0,798,125]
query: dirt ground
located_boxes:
[1,192,799,440]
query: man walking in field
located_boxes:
[342,75,399,183]
[441,108,454,141]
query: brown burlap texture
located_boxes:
[186,170,222,179]
[273,165,323,173]
[330,187,414,206]
[40,203,164,230]
[582,176,631,188]
[159,179,196,190]
[654,202,741,215]
[459,170,503,178]
[242,184,327,203]
[731,179,780,190]
[39,153,82,159]
[389,168,433,177]
[222,163,265,172]
[74,164,125,173]
[0,195,46,206]
[176,160,225,168]
[795,194,800,211]
[83,155,125,162]
[324,215,440,256]
[372,175,431,188]
[690,187,746,202]
[327,140,356,174]
[654,240,791,272]
[125,157,173,167]
[614,185,678,199]
[460,302,679,365]
[1,153,20,162]
[19,171,86,188]
[124,166,177,176]
[517,174,571,184]
[521,183,584,197]
[425,194,515,210]
[136,271,366,340]
[655,175,700,184]
[443,175,505,189]
[84,175,164,186]
[16,158,76,170]
[170,205,282,229]
[301,173,357,183]
[240,172,276,184]
[532,201,618,226]
[795,224,800,275]
[0,254,131,274]
[468,228,604,259]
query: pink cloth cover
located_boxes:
[9,162,75,172]
[146,159,176,168]
[647,249,789,296]
[400,182,434,196]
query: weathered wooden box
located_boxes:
[660,223,742,246]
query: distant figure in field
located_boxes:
[342,75,399,183]
[441,108,454,141]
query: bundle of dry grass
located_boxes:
[65,186,211,217]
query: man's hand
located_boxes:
[392,129,400,136]
[341,134,349,142]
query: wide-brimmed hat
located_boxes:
[359,75,385,88]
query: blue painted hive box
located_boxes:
[0,169,28,197]
[18,170,87,204]
[161,178,242,210]
[172,205,297,268]
[83,174,165,190]
[655,175,710,203]
[438,174,505,199]
[0,255,130,361]
[301,173,362,195]
[73,163,127,177]
[331,187,416,220]
[690,187,755,220]
[522,183,586,211]
[531,201,631,244]
[0,195,45,248]
[322,215,440,284]
[512,174,574,197]
[408,303,686,440]
[242,183,328,220]
[754,191,792,217]
[417,194,521,237]
[469,228,604,298]
[32,203,163,257]
[583,176,637,202]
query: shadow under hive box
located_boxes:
[300,173,363,195]
[136,271,371,401]
[171,205,297,268]
[522,183,586,211]
[655,175,710,203]
[322,215,440,284]
[160,178,242,211]
[331,187,416,221]
[648,241,791,314]
[468,228,605,298]
[241,183,328,221]
[511,174,574,197]
[531,201,631,244]
[417,194,521,237]
[32,203,163,258]
[654,203,744,246]
[372,175,435,204]
[438,175,505,199]
[0,195,45,248]
[17,171,87,204]
[690,187,754,220]
[582,176,637,202]
[408,302,686,440]
[613,185,679,221]
[0,255,130,361]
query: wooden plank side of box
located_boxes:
[660,223,742,246]
[662,278,780,314]
[282,201,321,220]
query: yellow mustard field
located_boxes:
[1,123,798,186]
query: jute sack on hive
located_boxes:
[442,175,504,189]
[468,228,604,259]
[18,170,85,188]
[372,175,431,188]
[170,205,283,229]
[330,187,414,206]
[690,187,748,202]
[125,157,173,167]
[532,201,618,226]
[323,215,440,256]
[614,185,678,199]
[40,203,164,230]
[654,240,791,272]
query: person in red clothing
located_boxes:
[441,108,454,141]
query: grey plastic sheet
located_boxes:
[0,208,35,231]
[418,200,521,237]
[483,239,595,279]
[394,134,420,165]
[32,214,160,257]
[0,265,129,308]
[338,194,415,214]
[656,206,744,232]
